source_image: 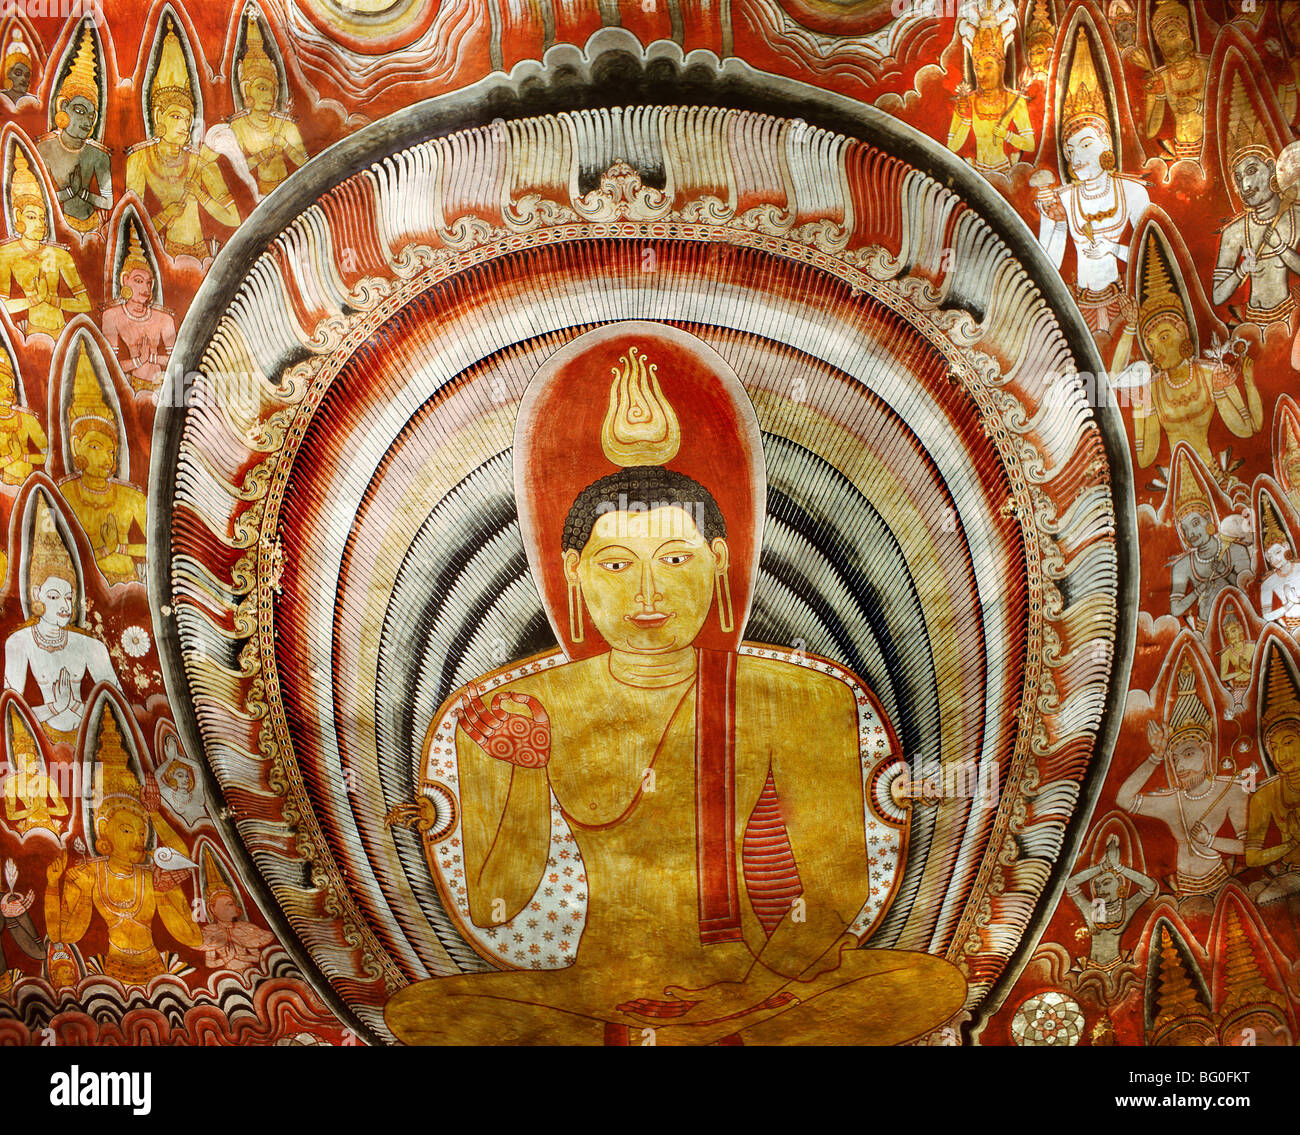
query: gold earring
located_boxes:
[715,569,735,634]
[568,578,585,644]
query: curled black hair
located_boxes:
[561,466,726,553]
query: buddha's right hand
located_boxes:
[457,681,550,768]
[46,851,66,887]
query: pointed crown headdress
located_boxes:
[1260,494,1292,556]
[1026,0,1054,48]
[1261,645,1300,738]
[9,147,42,214]
[120,223,151,281]
[1225,69,1275,174]
[1151,0,1192,39]
[1138,239,1189,342]
[56,24,97,110]
[1283,415,1300,470]
[150,19,194,119]
[1062,29,1111,142]
[7,708,40,770]
[971,25,1005,66]
[69,342,116,445]
[93,709,146,828]
[29,495,77,590]
[201,845,238,905]
[1150,925,1215,1040]
[1217,905,1288,1026]
[1167,658,1212,742]
[1172,449,1214,525]
[3,29,31,78]
[239,15,277,88]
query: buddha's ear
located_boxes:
[710,537,729,574]
[561,549,579,582]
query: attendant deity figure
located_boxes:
[227,17,306,198]
[1219,614,1254,708]
[1,30,34,104]
[1108,0,1137,53]
[3,498,121,745]
[1212,81,1300,333]
[1167,454,1250,632]
[0,861,42,993]
[1278,414,1300,517]
[157,736,205,828]
[1112,247,1261,472]
[198,849,272,974]
[1037,31,1150,334]
[1260,542,1300,637]
[1065,835,1156,971]
[1019,0,1053,88]
[0,712,66,838]
[101,227,174,394]
[125,22,239,263]
[0,151,90,339]
[1117,660,1249,900]
[36,26,112,236]
[0,353,46,486]
[57,345,147,586]
[1248,648,1300,904]
[384,326,967,1045]
[44,711,201,986]
[1137,0,1208,163]
[947,26,1034,177]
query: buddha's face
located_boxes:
[74,427,117,479]
[1064,125,1108,180]
[566,506,727,655]
[974,52,1001,91]
[1266,722,1300,775]
[15,203,46,243]
[1225,622,1244,647]
[1169,733,1211,790]
[61,95,96,142]
[1155,18,1193,63]
[5,62,30,96]
[1234,155,1276,209]
[1179,509,1214,548]
[242,75,276,113]
[1143,317,1189,371]
[1092,870,1121,903]
[121,266,153,308]
[155,104,193,147]
[32,576,73,627]
[1267,542,1292,571]
[103,809,147,865]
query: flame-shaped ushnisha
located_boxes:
[600,346,681,467]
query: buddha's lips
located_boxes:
[626,611,672,628]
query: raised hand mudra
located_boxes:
[456,679,550,768]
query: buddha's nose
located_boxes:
[636,560,661,606]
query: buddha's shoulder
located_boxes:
[735,650,856,710]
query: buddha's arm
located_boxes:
[156,880,203,949]
[456,723,549,925]
[751,679,869,985]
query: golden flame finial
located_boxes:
[600,346,681,467]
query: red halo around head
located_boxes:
[514,322,765,661]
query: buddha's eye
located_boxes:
[598,559,631,572]
[660,553,692,566]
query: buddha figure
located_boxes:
[1038,31,1150,334]
[124,21,239,263]
[946,26,1034,177]
[57,345,147,585]
[0,150,91,339]
[0,353,47,486]
[1218,613,1254,708]
[1114,243,1261,471]
[1141,0,1208,163]
[384,327,967,1046]
[36,26,113,236]
[0,30,33,104]
[228,17,306,198]
[0,710,66,838]
[100,227,175,393]
[1212,76,1300,333]
[2,496,121,745]
[43,710,202,986]
[1117,660,1248,900]
[1247,648,1300,904]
